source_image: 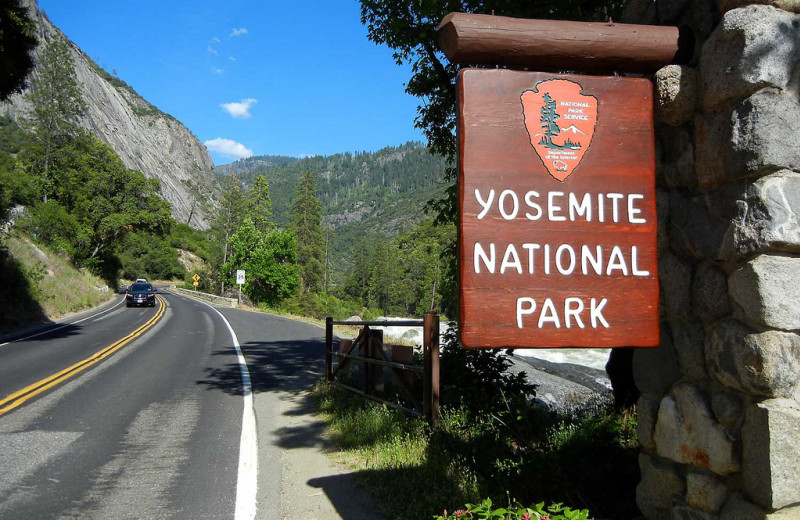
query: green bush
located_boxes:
[434,498,592,520]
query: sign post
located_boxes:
[236,270,245,305]
[458,70,659,349]
[192,273,200,291]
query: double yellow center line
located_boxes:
[0,295,166,416]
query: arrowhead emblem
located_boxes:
[521,79,598,182]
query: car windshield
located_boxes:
[129,283,152,292]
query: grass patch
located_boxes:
[1,234,114,332]
[312,359,640,520]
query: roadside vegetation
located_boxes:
[314,336,640,520]
[0,235,113,333]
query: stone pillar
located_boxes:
[626,1,800,519]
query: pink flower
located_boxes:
[522,514,531,520]
[454,510,472,518]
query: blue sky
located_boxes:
[38,0,425,165]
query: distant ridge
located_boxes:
[214,141,451,276]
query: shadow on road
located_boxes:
[196,337,328,397]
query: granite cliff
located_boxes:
[1,0,217,229]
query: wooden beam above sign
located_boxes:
[438,13,692,73]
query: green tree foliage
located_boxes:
[0,0,38,101]
[17,134,172,279]
[223,218,300,305]
[290,171,324,292]
[168,223,217,263]
[21,38,87,202]
[341,219,455,317]
[118,231,186,281]
[0,117,28,224]
[213,173,247,290]
[246,175,275,233]
[359,0,624,224]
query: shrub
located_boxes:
[435,498,592,520]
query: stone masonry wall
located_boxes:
[623,1,800,519]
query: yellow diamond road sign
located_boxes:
[192,274,200,282]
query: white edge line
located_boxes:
[0,295,126,347]
[170,290,258,520]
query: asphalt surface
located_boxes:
[0,290,243,519]
[0,289,381,520]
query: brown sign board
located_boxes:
[458,69,659,349]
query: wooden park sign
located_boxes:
[457,69,659,349]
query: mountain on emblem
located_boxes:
[521,79,598,182]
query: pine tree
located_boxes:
[22,39,87,202]
[289,170,324,292]
[214,174,247,293]
[247,175,275,233]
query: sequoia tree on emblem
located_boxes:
[521,79,598,182]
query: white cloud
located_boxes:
[230,28,248,37]
[228,56,237,62]
[211,36,221,43]
[204,138,253,160]
[211,67,224,74]
[220,98,257,119]
[207,44,219,55]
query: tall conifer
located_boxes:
[289,171,324,292]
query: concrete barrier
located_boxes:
[173,287,237,308]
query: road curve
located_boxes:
[0,289,246,519]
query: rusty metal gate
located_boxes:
[324,313,439,424]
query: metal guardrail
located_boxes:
[172,287,237,307]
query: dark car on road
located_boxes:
[126,282,156,307]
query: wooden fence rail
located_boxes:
[325,313,440,424]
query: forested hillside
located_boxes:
[216,142,450,276]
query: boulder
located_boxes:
[655,66,698,127]
[686,469,729,513]
[706,318,800,397]
[742,399,800,509]
[637,453,685,520]
[720,171,800,259]
[701,5,800,110]
[718,0,800,14]
[654,382,740,474]
[728,255,800,330]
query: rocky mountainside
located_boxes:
[0,0,217,229]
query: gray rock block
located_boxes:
[637,452,685,520]
[728,255,800,330]
[729,89,800,178]
[742,399,800,509]
[720,171,800,259]
[658,124,696,188]
[692,263,731,323]
[711,391,745,430]
[660,250,692,319]
[668,190,730,260]
[696,90,800,189]
[718,0,800,15]
[654,381,740,475]
[656,66,698,127]
[701,5,800,110]
[686,469,729,513]
[706,318,800,397]
[638,393,662,451]
[720,493,768,520]
[672,503,722,520]
[671,320,709,382]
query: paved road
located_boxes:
[0,290,245,519]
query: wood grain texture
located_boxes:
[458,69,659,349]
[439,13,685,73]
